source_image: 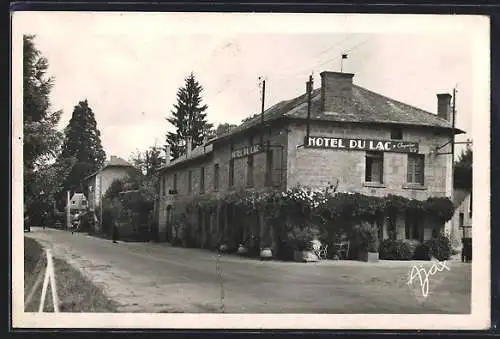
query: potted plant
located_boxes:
[290,226,319,262]
[354,221,379,263]
[259,236,274,260]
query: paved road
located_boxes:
[25,228,471,313]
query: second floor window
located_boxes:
[214,164,220,190]
[188,170,192,193]
[173,173,177,192]
[365,152,384,183]
[200,167,205,193]
[407,154,425,185]
[229,159,234,187]
[247,155,254,187]
[161,177,166,196]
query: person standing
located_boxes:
[112,222,119,243]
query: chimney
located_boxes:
[320,71,354,114]
[165,146,171,166]
[110,155,118,162]
[186,136,193,156]
[437,93,452,121]
[203,135,208,145]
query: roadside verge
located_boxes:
[24,236,118,312]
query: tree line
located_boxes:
[23,35,237,218]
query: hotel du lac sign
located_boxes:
[305,136,419,153]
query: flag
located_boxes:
[342,53,348,59]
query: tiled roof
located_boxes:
[104,156,133,168]
[158,81,464,172]
[169,143,214,167]
[213,84,464,142]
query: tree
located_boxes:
[58,99,106,193]
[166,73,213,159]
[215,123,237,137]
[127,145,165,202]
[454,144,472,190]
[23,35,66,212]
[130,145,165,176]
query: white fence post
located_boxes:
[37,249,59,313]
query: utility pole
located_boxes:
[306,74,313,144]
[260,77,266,146]
[451,87,457,162]
[66,190,71,230]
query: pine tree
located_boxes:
[58,99,106,193]
[166,73,213,159]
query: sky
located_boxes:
[14,12,487,162]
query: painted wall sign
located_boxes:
[304,136,419,153]
[231,144,263,159]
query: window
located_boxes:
[365,152,384,183]
[162,177,166,195]
[247,155,254,187]
[391,128,403,140]
[265,150,273,186]
[214,164,220,190]
[407,154,425,185]
[200,167,205,193]
[188,170,192,193]
[72,201,75,205]
[229,159,234,187]
[459,212,465,228]
[173,173,177,192]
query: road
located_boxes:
[24,227,471,314]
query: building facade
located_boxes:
[157,71,463,246]
[84,155,134,214]
[449,188,473,248]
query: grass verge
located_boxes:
[24,237,118,312]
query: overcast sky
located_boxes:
[14,12,487,161]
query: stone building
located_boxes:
[156,71,464,245]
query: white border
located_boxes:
[11,12,491,330]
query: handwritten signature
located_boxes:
[407,260,450,298]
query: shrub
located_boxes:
[286,225,320,251]
[413,235,452,261]
[379,239,419,260]
[353,222,379,253]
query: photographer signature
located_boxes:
[407,259,450,298]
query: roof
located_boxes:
[213,84,465,143]
[158,143,213,173]
[158,80,466,173]
[84,156,133,180]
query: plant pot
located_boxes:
[237,245,248,255]
[358,251,379,263]
[293,250,318,262]
[260,248,273,259]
